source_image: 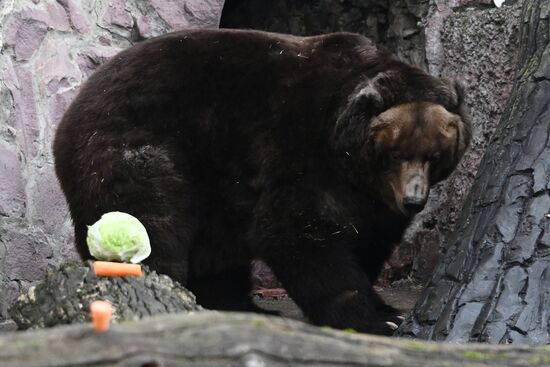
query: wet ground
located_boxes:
[254,281,423,322]
[0,282,423,333]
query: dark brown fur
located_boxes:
[54,29,470,334]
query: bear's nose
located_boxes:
[403,196,426,214]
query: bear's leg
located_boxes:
[252,188,400,334]
[66,143,196,285]
[261,245,400,334]
[187,264,273,313]
[74,222,93,260]
[355,246,403,319]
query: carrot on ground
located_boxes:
[93,261,142,277]
[90,300,112,332]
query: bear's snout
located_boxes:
[403,195,426,214]
[403,173,428,213]
[392,161,430,216]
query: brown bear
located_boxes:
[54,29,470,334]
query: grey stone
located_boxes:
[1,226,52,282]
[0,281,20,319]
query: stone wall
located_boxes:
[0,0,224,319]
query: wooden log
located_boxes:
[0,311,548,367]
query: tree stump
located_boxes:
[8,261,200,330]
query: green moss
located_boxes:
[342,328,357,334]
[251,319,266,327]
[405,340,438,352]
[463,351,490,360]
[528,354,550,364]
[463,351,509,361]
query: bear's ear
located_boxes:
[332,81,385,152]
[439,77,470,159]
[368,115,394,158]
[441,77,466,110]
[451,78,466,109]
[354,80,385,110]
[448,114,471,161]
[449,78,470,159]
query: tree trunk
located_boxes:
[397,0,550,344]
[1,312,549,367]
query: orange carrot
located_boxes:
[90,300,112,332]
[93,261,142,277]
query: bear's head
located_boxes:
[332,77,470,217]
[367,102,469,216]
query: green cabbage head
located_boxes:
[87,211,151,263]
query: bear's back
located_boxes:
[54,30,382,174]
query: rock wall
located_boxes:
[0,0,224,319]
[220,0,429,67]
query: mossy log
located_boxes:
[1,311,549,367]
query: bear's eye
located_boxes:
[389,151,402,161]
[430,152,442,162]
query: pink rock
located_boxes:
[29,167,71,234]
[4,14,48,61]
[102,0,134,29]
[44,1,71,31]
[47,88,78,146]
[98,36,111,46]
[49,88,78,127]
[77,45,121,78]
[3,4,70,61]
[56,0,90,33]
[0,145,25,218]
[184,0,225,28]
[35,38,81,96]
[136,15,153,38]
[149,0,190,30]
[3,63,40,159]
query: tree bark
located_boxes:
[1,312,549,367]
[8,262,200,330]
[397,0,550,344]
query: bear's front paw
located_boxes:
[363,319,400,336]
[312,290,403,335]
[375,302,404,326]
